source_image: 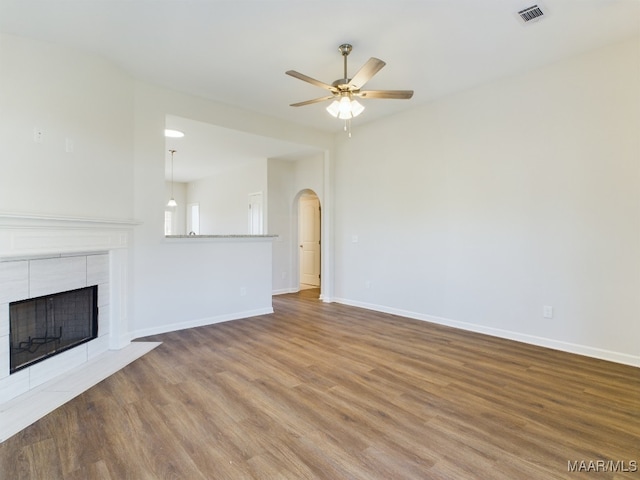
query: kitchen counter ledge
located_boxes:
[165,234,278,240]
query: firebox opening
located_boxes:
[9,285,99,374]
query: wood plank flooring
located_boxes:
[1,289,638,479]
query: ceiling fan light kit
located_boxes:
[326,95,364,119]
[286,43,414,137]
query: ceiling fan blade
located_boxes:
[290,95,336,107]
[348,58,386,90]
[357,90,414,99]
[286,70,337,92]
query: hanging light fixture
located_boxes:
[326,94,365,120]
[167,149,177,208]
[326,93,364,137]
[288,43,412,139]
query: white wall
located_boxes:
[268,159,295,293]
[0,33,137,353]
[333,38,640,365]
[0,32,333,341]
[132,82,333,337]
[10,29,635,368]
[187,159,267,235]
[293,153,325,201]
[268,153,325,294]
[0,33,134,219]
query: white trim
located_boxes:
[0,215,136,260]
[0,212,141,227]
[131,307,274,339]
[333,297,640,368]
[272,288,299,296]
[164,235,277,243]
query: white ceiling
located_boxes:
[165,115,321,182]
[2,0,639,180]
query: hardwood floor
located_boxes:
[1,289,638,479]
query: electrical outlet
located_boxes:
[365,280,371,289]
[33,127,44,143]
[543,305,553,319]
[240,287,247,296]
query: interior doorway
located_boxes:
[298,191,321,290]
[248,192,264,234]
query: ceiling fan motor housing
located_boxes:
[332,78,353,89]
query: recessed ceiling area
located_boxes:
[164,115,322,183]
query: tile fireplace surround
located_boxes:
[0,213,158,441]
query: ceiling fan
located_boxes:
[286,44,414,134]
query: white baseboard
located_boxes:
[131,307,274,339]
[333,297,640,368]
[272,288,299,296]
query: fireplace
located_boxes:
[10,286,99,373]
[0,214,144,442]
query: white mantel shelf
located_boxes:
[0,212,142,228]
[0,213,141,260]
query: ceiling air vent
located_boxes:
[517,4,545,24]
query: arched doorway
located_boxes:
[297,190,321,292]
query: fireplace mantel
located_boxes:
[0,212,141,226]
[0,212,139,409]
[0,212,141,259]
[0,213,157,442]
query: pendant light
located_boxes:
[167,149,177,208]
